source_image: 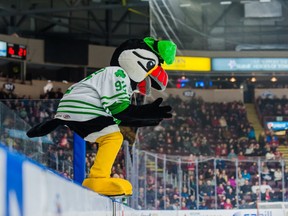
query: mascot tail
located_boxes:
[26,119,61,138]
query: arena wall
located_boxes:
[255,88,288,99]
[150,88,244,102]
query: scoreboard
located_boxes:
[0,40,27,60]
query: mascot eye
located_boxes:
[146,61,156,71]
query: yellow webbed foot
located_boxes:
[82,178,132,197]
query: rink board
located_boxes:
[0,143,285,216]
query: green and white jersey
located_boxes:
[55,66,132,123]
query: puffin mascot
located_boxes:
[27,37,177,196]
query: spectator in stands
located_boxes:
[260,180,273,193]
[217,173,227,186]
[227,148,237,160]
[262,188,273,202]
[274,168,282,186]
[217,183,226,196]
[269,135,279,150]
[188,176,196,196]
[274,148,283,160]
[180,200,188,210]
[237,151,246,160]
[237,173,246,187]
[189,142,201,156]
[284,168,288,187]
[258,131,266,148]
[220,143,228,156]
[218,195,227,209]
[247,127,256,140]
[222,169,228,182]
[249,162,258,175]
[146,185,156,207]
[198,180,206,199]
[239,199,251,209]
[228,175,236,188]
[219,116,227,128]
[244,143,254,156]
[241,179,252,195]
[55,88,64,99]
[216,159,226,171]
[253,143,263,156]
[186,195,197,210]
[43,80,53,94]
[215,144,221,156]
[202,180,214,197]
[226,188,236,207]
[251,188,261,204]
[242,169,251,181]
[204,168,214,180]
[199,201,208,210]
[187,154,196,175]
[223,198,233,209]
[59,133,70,149]
[261,166,273,181]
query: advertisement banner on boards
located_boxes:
[0,149,5,216]
[138,209,276,216]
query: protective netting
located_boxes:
[149,0,288,51]
[149,0,227,51]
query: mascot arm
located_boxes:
[26,118,61,138]
[114,98,172,121]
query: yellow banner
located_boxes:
[163,56,211,71]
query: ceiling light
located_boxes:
[240,0,255,3]
[251,77,256,82]
[259,0,271,2]
[230,77,236,82]
[220,1,232,5]
[180,3,191,7]
[270,76,277,82]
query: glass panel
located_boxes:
[0,99,74,178]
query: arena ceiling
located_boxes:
[0,0,287,50]
[0,0,150,46]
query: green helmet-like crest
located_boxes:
[143,37,177,65]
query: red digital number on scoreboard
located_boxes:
[8,47,15,55]
[7,43,27,60]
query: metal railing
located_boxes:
[126,145,288,210]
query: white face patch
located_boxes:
[118,49,159,82]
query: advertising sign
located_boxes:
[212,58,288,71]
[163,56,211,71]
[266,121,288,131]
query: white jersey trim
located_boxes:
[84,125,120,142]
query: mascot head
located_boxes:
[110,37,176,95]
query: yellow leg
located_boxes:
[82,131,132,196]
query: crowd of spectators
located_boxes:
[135,153,288,210]
[139,94,263,156]
[1,85,288,210]
[256,94,288,117]
[135,94,287,210]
